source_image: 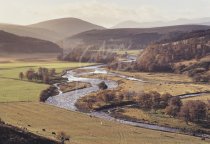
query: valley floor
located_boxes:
[0,60,210,144]
[79,69,210,137]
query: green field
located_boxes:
[0,61,93,102]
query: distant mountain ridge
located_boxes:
[202,22,210,25]
[112,20,164,28]
[1,17,210,51]
[0,30,62,53]
[112,17,210,28]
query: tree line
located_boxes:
[77,90,210,124]
[58,48,117,64]
[136,92,209,124]
[19,67,56,84]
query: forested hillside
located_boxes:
[63,25,210,50]
[136,29,210,82]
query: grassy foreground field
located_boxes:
[0,102,209,144]
[0,61,93,102]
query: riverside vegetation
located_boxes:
[76,88,210,135]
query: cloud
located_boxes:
[0,0,209,27]
[25,0,163,27]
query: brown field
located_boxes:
[86,72,210,96]
[111,70,193,83]
[80,71,210,138]
[182,94,210,103]
[0,102,209,144]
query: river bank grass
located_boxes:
[58,81,91,93]
[0,61,93,102]
[110,107,210,135]
[86,71,210,96]
[182,94,210,103]
[78,71,210,137]
[0,102,209,144]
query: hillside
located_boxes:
[63,25,210,50]
[29,18,105,40]
[136,29,210,81]
[0,30,62,53]
[0,23,61,42]
[0,18,105,43]
[0,122,59,144]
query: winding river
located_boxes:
[46,65,118,111]
[46,62,209,137]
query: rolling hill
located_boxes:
[136,29,210,74]
[0,23,61,42]
[0,122,59,144]
[0,18,105,43]
[63,25,210,50]
[29,18,105,40]
[0,30,62,53]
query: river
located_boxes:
[46,62,209,137]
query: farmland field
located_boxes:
[85,72,210,96]
[0,102,209,144]
[0,61,94,102]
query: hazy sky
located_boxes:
[0,0,210,27]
